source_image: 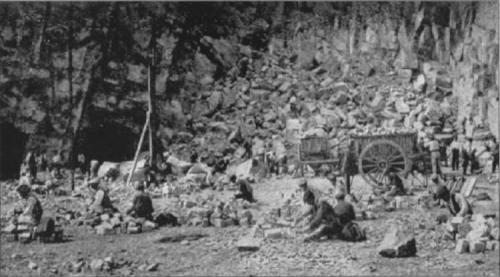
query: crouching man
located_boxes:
[126,182,154,221]
[234,179,256,203]
[85,177,117,219]
[296,190,343,242]
[433,184,473,240]
[2,183,44,242]
[433,185,473,217]
[334,188,366,242]
[124,182,157,233]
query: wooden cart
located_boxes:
[298,132,431,187]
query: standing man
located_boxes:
[439,140,448,167]
[462,138,472,176]
[449,136,461,171]
[427,135,441,176]
[77,153,87,175]
[491,138,499,173]
[25,150,37,181]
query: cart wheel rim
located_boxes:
[358,139,408,187]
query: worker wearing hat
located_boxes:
[427,134,441,176]
[126,181,154,221]
[333,187,355,226]
[0,182,43,239]
[13,182,43,227]
[294,179,326,227]
[234,178,255,203]
[86,177,117,216]
[433,184,472,217]
[384,172,406,198]
[299,187,343,242]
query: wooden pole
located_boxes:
[148,65,153,168]
[126,112,150,187]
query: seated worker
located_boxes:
[13,183,43,225]
[333,187,366,241]
[298,190,343,242]
[333,187,355,226]
[234,179,255,203]
[2,183,43,237]
[384,172,406,198]
[297,178,323,201]
[433,185,473,217]
[86,177,117,216]
[126,182,154,221]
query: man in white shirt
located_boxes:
[426,135,441,175]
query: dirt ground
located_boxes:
[1,173,499,276]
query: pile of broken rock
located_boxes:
[454,214,499,254]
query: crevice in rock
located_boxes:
[77,122,137,163]
[0,122,28,180]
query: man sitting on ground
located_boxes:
[333,187,355,226]
[384,172,406,198]
[126,182,154,221]
[298,190,342,242]
[297,178,323,200]
[334,187,366,241]
[86,177,117,217]
[2,183,43,238]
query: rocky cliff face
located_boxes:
[0,2,498,179]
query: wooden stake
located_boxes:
[148,65,153,167]
[126,112,150,187]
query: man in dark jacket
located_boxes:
[492,139,499,173]
[234,179,255,203]
[86,178,117,216]
[333,188,355,226]
[126,182,154,221]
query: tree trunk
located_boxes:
[348,4,358,56]
[68,4,75,189]
[33,2,50,65]
[68,2,119,190]
[148,15,159,168]
[67,4,74,107]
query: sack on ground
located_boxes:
[340,222,366,242]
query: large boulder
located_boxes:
[166,155,192,174]
[206,91,223,116]
[200,36,238,72]
[193,52,217,84]
[97,162,121,178]
[303,128,328,138]
[377,224,417,258]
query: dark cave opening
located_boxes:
[0,123,29,180]
[77,122,137,163]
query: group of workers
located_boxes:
[8,129,494,245]
[4,167,476,245]
[3,174,157,241]
[293,179,365,242]
[429,135,499,176]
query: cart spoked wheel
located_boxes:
[358,139,409,187]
